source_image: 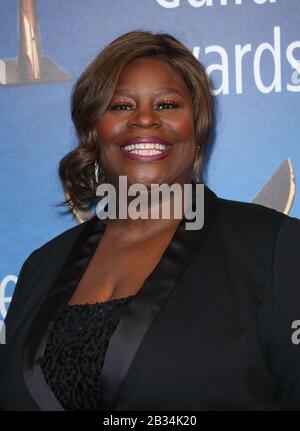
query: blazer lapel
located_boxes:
[100,182,218,410]
[23,215,108,410]
[23,181,218,411]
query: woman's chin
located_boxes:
[119,174,166,188]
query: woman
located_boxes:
[0,30,300,411]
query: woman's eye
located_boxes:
[157,101,179,110]
[109,99,180,111]
[109,102,133,111]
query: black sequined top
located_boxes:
[40,295,135,411]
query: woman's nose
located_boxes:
[127,104,162,128]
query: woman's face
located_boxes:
[97,57,196,188]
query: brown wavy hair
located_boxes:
[59,30,214,211]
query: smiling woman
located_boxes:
[1,30,300,412]
[96,56,196,189]
[59,31,213,211]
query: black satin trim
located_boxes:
[22,181,218,411]
[23,215,108,411]
[100,182,218,410]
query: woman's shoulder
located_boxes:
[215,191,300,233]
[36,217,92,253]
[23,216,96,272]
[5,217,98,320]
[207,190,300,257]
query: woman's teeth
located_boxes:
[122,143,169,155]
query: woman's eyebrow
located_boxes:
[114,88,184,97]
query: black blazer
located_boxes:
[1,184,300,411]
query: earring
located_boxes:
[192,170,200,183]
[192,145,201,182]
[94,160,99,184]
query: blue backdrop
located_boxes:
[1,0,299,323]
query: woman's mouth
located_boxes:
[121,142,172,161]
